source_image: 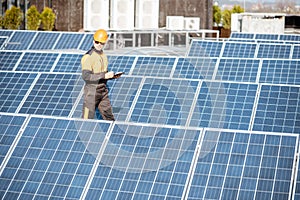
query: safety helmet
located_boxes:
[93,29,108,43]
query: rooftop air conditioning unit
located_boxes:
[110,0,135,30]
[135,0,159,29]
[84,0,109,31]
[184,17,200,30]
[166,16,184,30]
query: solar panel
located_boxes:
[230,32,255,39]
[0,51,23,71]
[79,33,93,51]
[4,31,36,50]
[0,30,13,37]
[129,78,199,126]
[280,34,300,43]
[190,81,258,130]
[257,44,291,59]
[260,59,300,85]
[53,53,82,73]
[222,42,257,58]
[187,40,223,57]
[28,32,60,50]
[108,55,136,74]
[84,122,201,200]
[18,73,82,117]
[216,58,260,82]
[255,34,279,41]
[0,116,112,200]
[0,72,37,113]
[292,45,300,59]
[293,149,300,199]
[186,129,298,200]
[16,52,59,72]
[0,36,8,49]
[173,57,217,80]
[0,113,27,168]
[132,56,176,77]
[252,84,300,133]
[54,33,85,50]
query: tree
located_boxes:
[40,7,56,31]
[222,5,244,30]
[26,5,41,30]
[3,5,23,30]
[213,5,222,26]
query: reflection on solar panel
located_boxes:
[173,57,217,80]
[260,59,300,85]
[85,122,201,200]
[133,56,176,77]
[54,33,85,50]
[0,114,26,167]
[252,84,300,133]
[18,73,82,117]
[5,31,36,50]
[222,42,256,58]
[54,53,82,73]
[190,81,258,130]
[216,58,260,82]
[186,129,297,200]
[257,44,291,58]
[0,116,111,200]
[130,78,199,126]
[0,51,22,71]
[16,52,59,72]
[187,40,223,57]
[28,32,60,50]
[0,72,37,113]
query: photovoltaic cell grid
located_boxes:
[187,40,223,57]
[132,56,176,77]
[4,31,36,50]
[53,53,82,73]
[252,84,300,134]
[0,51,22,71]
[280,34,300,42]
[79,33,94,51]
[230,32,255,39]
[54,33,85,50]
[0,37,7,49]
[28,32,60,50]
[292,45,300,59]
[257,44,292,59]
[222,42,257,58]
[186,130,298,200]
[293,150,300,200]
[130,78,199,126]
[0,116,111,200]
[216,58,260,82]
[255,34,279,41]
[0,114,26,167]
[86,123,201,200]
[173,57,217,80]
[259,59,300,85]
[107,55,136,74]
[16,52,59,72]
[190,81,258,130]
[18,73,82,117]
[0,72,37,113]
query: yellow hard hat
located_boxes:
[93,29,108,43]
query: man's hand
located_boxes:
[105,71,114,79]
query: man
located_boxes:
[81,29,120,120]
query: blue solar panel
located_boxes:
[186,129,297,200]
[230,32,255,39]
[129,78,199,126]
[0,72,37,113]
[4,31,36,50]
[0,114,26,167]
[190,81,258,130]
[260,59,300,85]
[292,45,300,59]
[280,34,300,42]
[293,149,300,199]
[79,33,93,51]
[16,52,59,72]
[222,42,256,58]
[132,56,176,77]
[252,84,300,133]
[0,30,13,37]
[0,51,22,71]
[187,40,223,57]
[108,55,136,74]
[173,57,217,79]
[0,116,111,200]
[216,58,260,82]
[257,44,291,59]
[54,33,85,50]
[18,73,82,117]
[28,32,60,50]
[53,53,82,73]
[255,34,279,41]
[85,123,201,200]
[0,37,8,49]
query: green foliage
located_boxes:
[26,5,41,30]
[222,5,245,29]
[232,5,245,13]
[213,5,222,25]
[3,5,23,30]
[0,16,3,28]
[40,7,56,31]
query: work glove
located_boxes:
[105,71,114,79]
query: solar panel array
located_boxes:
[0,30,300,199]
